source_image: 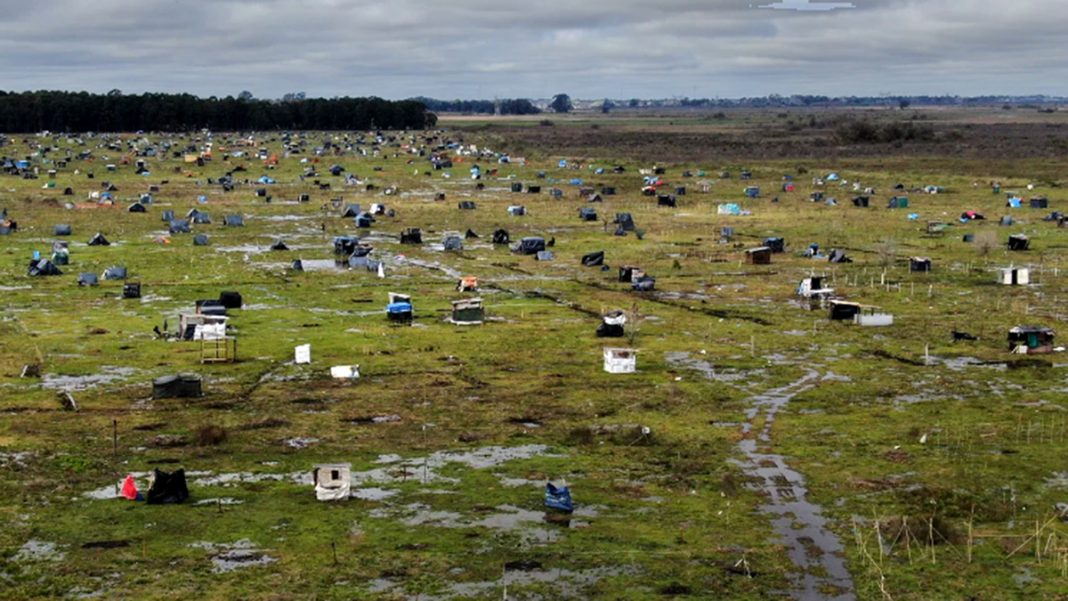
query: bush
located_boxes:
[834,119,935,144]
[196,425,227,446]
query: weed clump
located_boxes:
[196,425,227,446]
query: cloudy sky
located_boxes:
[0,0,1062,99]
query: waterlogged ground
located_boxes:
[1,119,1067,600]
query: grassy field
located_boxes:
[1,109,1067,600]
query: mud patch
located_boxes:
[42,366,138,391]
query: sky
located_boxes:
[0,0,1063,100]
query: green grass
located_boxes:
[1,115,1066,600]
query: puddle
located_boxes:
[664,352,763,383]
[191,540,277,573]
[14,540,66,562]
[384,565,639,600]
[193,498,244,506]
[735,370,856,601]
[352,487,399,501]
[927,356,1007,372]
[216,245,269,254]
[398,256,463,279]
[42,366,138,391]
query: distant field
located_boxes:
[1,112,1066,600]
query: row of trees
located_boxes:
[0,91,436,132]
[413,97,541,115]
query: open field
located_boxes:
[2,109,1067,600]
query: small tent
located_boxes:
[28,259,62,276]
[451,298,484,325]
[400,228,422,244]
[579,207,597,221]
[596,311,626,338]
[514,237,545,255]
[582,251,605,267]
[88,232,110,246]
[103,266,127,280]
[54,224,72,236]
[152,374,202,399]
[146,468,189,504]
[603,348,636,374]
[223,214,244,227]
[313,464,351,501]
[77,272,99,287]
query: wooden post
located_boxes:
[112,419,118,457]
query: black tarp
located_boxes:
[400,228,422,244]
[218,291,243,309]
[152,374,202,399]
[28,259,61,276]
[146,468,189,505]
[492,229,510,245]
[582,251,605,267]
[514,237,545,255]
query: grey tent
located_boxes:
[334,236,359,256]
[193,234,210,246]
[632,276,656,291]
[443,235,463,251]
[507,205,526,216]
[514,237,545,255]
[223,214,244,226]
[103,266,127,280]
[764,237,785,253]
[355,212,375,228]
[54,224,72,236]
[828,249,852,263]
[88,233,110,246]
[169,219,191,234]
[536,250,554,261]
[161,210,175,222]
[78,272,99,286]
[458,201,477,210]
[152,374,202,399]
[341,204,361,218]
[614,213,635,231]
[189,210,211,224]
[579,207,597,221]
[582,251,605,267]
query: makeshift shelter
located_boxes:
[618,266,644,283]
[764,237,785,253]
[855,307,894,327]
[333,236,359,256]
[658,195,677,207]
[400,228,422,244]
[457,276,478,292]
[189,210,211,224]
[797,277,834,299]
[313,464,351,501]
[888,197,909,209]
[545,482,574,513]
[909,257,932,272]
[1030,197,1049,209]
[464,229,479,239]
[511,182,523,193]
[632,276,656,292]
[458,201,476,210]
[829,301,861,321]
[28,259,61,276]
[744,186,760,198]
[54,224,72,236]
[451,298,484,325]
[536,251,554,261]
[614,213,635,232]
[492,229,510,245]
[443,235,463,251]
[387,292,413,322]
[582,251,605,267]
[161,210,175,222]
[88,232,110,246]
[103,266,127,280]
[603,348,636,374]
[341,204,362,218]
[152,374,202,399]
[507,205,526,216]
[51,246,70,265]
[128,202,147,213]
[354,212,375,228]
[123,282,141,299]
[146,469,189,505]
[193,234,210,246]
[579,207,598,221]
[169,219,191,234]
[1008,326,1056,354]
[1000,216,1015,226]
[852,196,870,207]
[179,314,228,341]
[596,311,626,338]
[1008,234,1030,251]
[745,247,771,265]
[218,291,243,309]
[78,272,98,287]
[997,267,1030,286]
[270,239,289,251]
[514,237,545,255]
[717,203,741,216]
[828,249,851,263]
[223,214,244,227]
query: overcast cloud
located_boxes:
[0,0,1063,99]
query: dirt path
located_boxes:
[737,370,856,601]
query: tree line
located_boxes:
[0,90,437,133]
[412,97,540,115]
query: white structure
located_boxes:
[855,309,894,327]
[603,348,637,374]
[797,276,834,299]
[329,365,360,379]
[179,314,228,341]
[294,344,311,364]
[312,463,351,501]
[997,267,1030,286]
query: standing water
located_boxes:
[736,369,856,601]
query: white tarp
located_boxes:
[330,365,360,379]
[295,344,311,364]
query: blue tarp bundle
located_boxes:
[386,302,412,314]
[257,175,276,184]
[545,482,573,513]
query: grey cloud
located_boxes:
[0,0,1063,99]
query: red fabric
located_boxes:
[121,475,138,500]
